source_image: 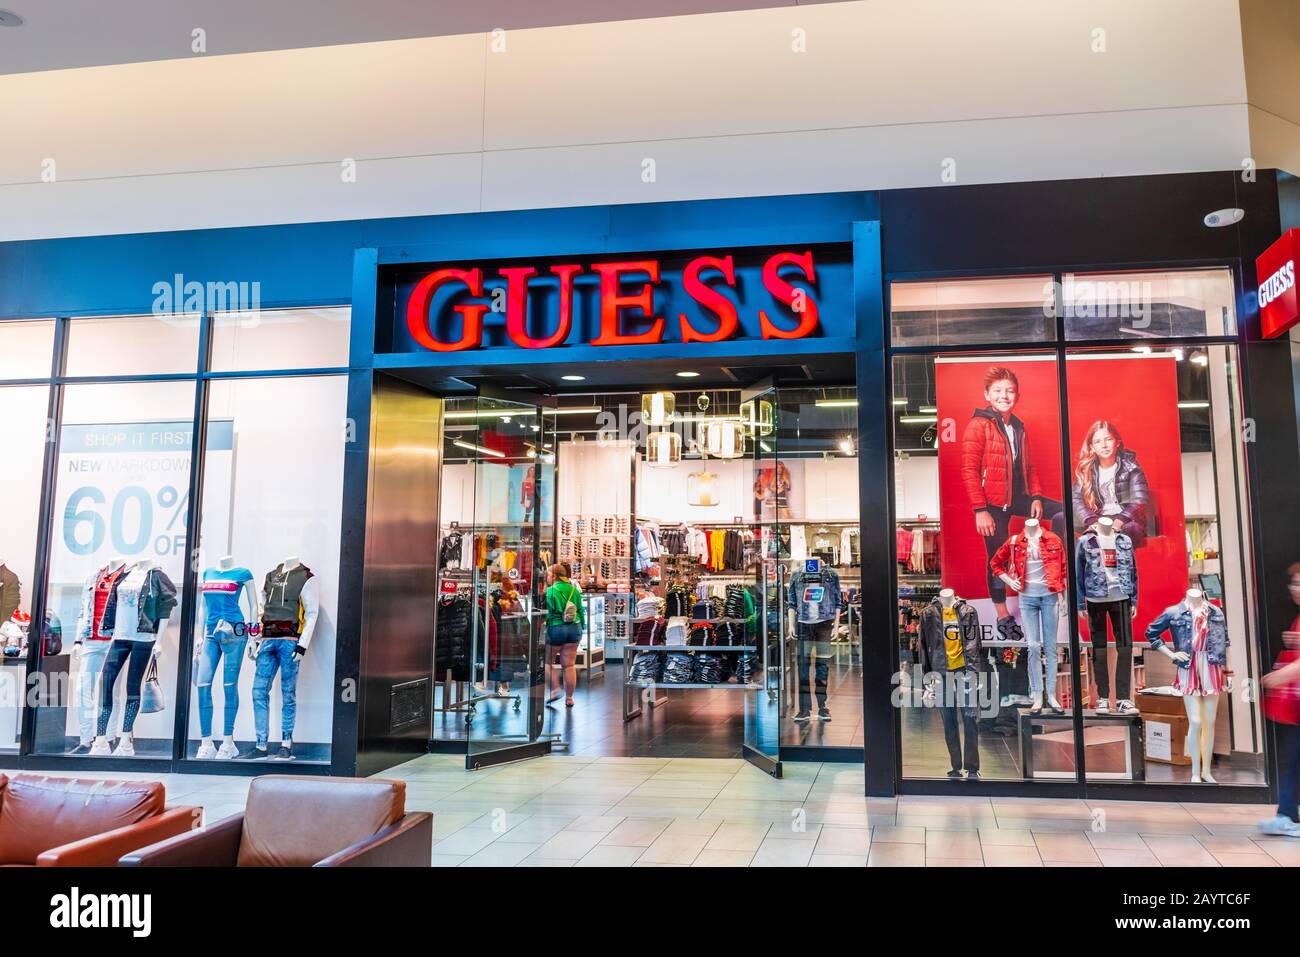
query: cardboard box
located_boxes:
[1136,693,1191,765]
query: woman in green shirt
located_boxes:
[544,562,584,707]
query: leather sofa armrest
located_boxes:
[37,805,203,868]
[118,812,245,867]
[315,812,433,867]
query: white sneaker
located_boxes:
[195,740,217,759]
[1116,699,1138,715]
[113,737,135,757]
[89,737,111,756]
[1047,696,1065,714]
[216,740,240,760]
[1259,815,1300,837]
[1095,699,1110,714]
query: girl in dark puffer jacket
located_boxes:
[1071,421,1152,546]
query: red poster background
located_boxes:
[936,356,1065,602]
[1064,354,1187,642]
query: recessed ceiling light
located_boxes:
[561,374,585,381]
[0,10,24,27]
[676,371,700,378]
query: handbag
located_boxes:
[140,656,166,714]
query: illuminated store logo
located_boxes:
[1257,229,1300,339]
[404,251,821,352]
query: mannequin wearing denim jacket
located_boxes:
[1145,589,1232,782]
[195,557,260,760]
[1075,520,1138,714]
[919,590,983,778]
[788,566,842,721]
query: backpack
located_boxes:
[557,581,579,624]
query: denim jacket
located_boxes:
[1074,532,1138,610]
[1144,601,1229,666]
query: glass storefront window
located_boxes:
[1063,268,1236,340]
[0,386,51,752]
[1065,344,1260,785]
[33,380,196,757]
[0,319,55,379]
[890,275,1055,346]
[894,352,1074,781]
[66,314,200,377]
[210,307,351,372]
[185,375,347,763]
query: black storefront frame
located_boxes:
[880,259,1273,803]
[3,308,350,778]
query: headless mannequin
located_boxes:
[195,555,260,758]
[92,559,165,755]
[925,588,981,778]
[71,556,126,751]
[246,557,318,758]
[1156,588,1230,783]
[1080,517,1137,711]
[997,519,1066,714]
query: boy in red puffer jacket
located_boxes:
[959,367,1066,635]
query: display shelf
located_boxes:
[624,644,756,651]
[626,681,763,690]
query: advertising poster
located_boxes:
[753,458,804,522]
[935,356,1065,625]
[52,420,234,585]
[1064,353,1187,641]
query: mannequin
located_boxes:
[1145,588,1232,783]
[787,560,843,721]
[195,555,260,759]
[1076,517,1139,714]
[89,559,178,756]
[71,556,128,754]
[245,557,319,761]
[919,588,983,779]
[991,518,1067,714]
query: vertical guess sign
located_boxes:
[1257,229,1299,339]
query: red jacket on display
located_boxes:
[960,407,1043,512]
[989,529,1068,593]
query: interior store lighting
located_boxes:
[704,420,744,459]
[640,391,676,426]
[817,399,860,408]
[453,440,505,458]
[899,415,938,424]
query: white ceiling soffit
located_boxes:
[0,0,848,74]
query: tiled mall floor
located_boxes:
[75,754,1299,867]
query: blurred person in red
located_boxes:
[1260,563,1300,837]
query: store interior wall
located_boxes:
[0,0,1255,240]
[356,374,442,776]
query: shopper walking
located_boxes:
[544,562,584,708]
[1261,563,1300,837]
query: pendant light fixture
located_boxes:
[740,398,774,437]
[687,468,719,506]
[704,419,744,459]
[640,391,676,427]
[645,430,681,468]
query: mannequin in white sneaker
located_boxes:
[70,556,127,754]
[1078,517,1138,715]
[1146,588,1232,783]
[195,556,259,760]
[992,519,1067,715]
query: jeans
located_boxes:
[938,670,981,772]
[196,633,248,737]
[77,640,110,745]
[1019,592,1059,698]
[253,639,300,746]
[1087,599,1133,701]
[97,640,152,736]
[1278,723,1300,823]
[982,493,1066,603]
[546,622,582,645]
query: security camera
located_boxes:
[1203,208,1244,228]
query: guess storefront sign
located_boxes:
[403,250,823,352]
[1257,229,1299,339]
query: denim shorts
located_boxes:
[546,622,582,645]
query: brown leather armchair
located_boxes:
[0,772,200,867]
[120,775,432,867]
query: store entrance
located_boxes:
[371,355,862,770]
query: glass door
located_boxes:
[743,386,783,777]
[462,396,555,769]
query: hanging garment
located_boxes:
[708,529,727,572]
[841,527,860,567]
[790,525,808,562]
[435,595,473,681]
[686,526,710,566]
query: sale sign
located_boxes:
[51,420,234,585]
